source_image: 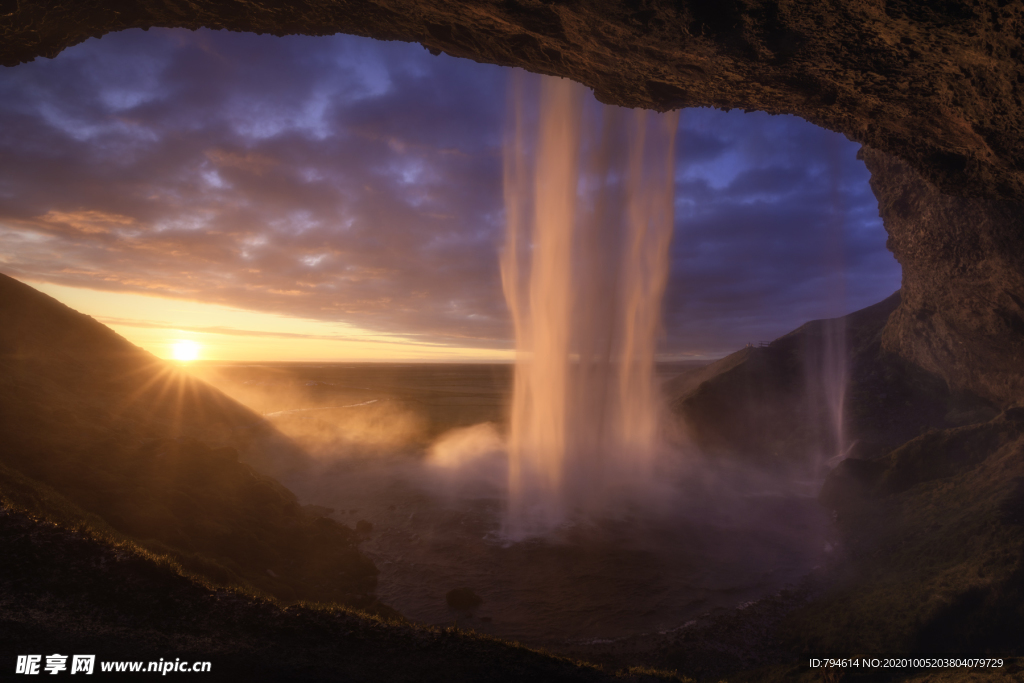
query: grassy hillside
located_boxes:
[667,293,996,468]
[0,273,383,611]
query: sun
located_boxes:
[171,340,200,362]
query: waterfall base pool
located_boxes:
[290,454,829,648]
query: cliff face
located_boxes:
[862,148,1024,408]
[3,0,1024,204]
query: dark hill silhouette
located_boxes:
[667,292,996,469]
[0,272,382,610]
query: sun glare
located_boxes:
[171,340,200,362]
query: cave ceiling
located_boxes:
[3,0,1023,202]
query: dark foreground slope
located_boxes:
[0,504,632,683]
[0,273,382,609]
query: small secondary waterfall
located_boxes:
[807,135,850,478]
[501,74,680,536]
[807,315,848,476]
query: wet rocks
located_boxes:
[862,147,1024,408]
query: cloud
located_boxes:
[661,108,901,355]
[0,29,901,358]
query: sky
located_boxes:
[0,28,902,362]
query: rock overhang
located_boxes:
[3,0,1023,203]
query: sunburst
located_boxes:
[171,340,200,362]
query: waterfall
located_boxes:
[809,315,848,476]
[502,74,679,536]
[817,135,851,476]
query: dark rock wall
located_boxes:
[862,147,1024,408]
[3,0,1024,203]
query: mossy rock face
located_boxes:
[446,588,483,611]
[793,409,1024,654]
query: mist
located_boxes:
[176,74,846,644]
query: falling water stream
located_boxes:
[502,75,680,536]
[809,135,852,476]
[267,76,831,646]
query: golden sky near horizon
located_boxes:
[29,281,515,363]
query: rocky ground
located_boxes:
[6,496,1019,681]
[561,576,827,681]
[0,504,661,682]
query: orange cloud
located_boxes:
[36,210,137,235]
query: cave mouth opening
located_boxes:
[0,26,902,366]
[0,27,907,648]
